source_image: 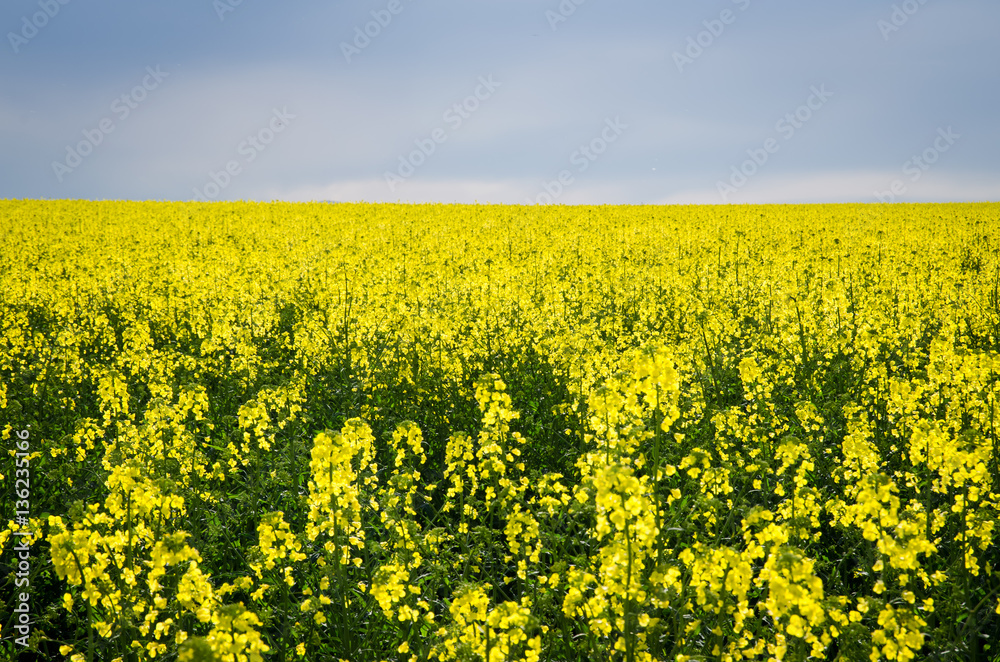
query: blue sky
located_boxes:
[2,0,997,204]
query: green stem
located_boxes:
[624,508,635,662]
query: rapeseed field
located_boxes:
[1,200,998,661]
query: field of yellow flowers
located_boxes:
[1,200,999,662]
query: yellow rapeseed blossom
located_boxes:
[3,200,999,661]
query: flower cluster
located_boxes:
[2,200,998,660]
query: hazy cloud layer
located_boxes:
[2,0,997,204]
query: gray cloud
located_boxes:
[2,0,997,203]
